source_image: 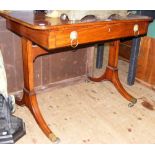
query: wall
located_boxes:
[0,17,94,94]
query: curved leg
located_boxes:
[89,73,106,82]
[89,40,137,105]
[16,90,60,142]
[111,69,137,104]
[16,38,60,143]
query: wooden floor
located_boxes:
[15,53,155,144]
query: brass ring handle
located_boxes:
[70,31,78,48]
[134,31,139,36]
[133,24,139,36]
[71,39,78,48]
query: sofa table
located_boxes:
[0,11,152,143]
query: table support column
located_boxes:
[89,40,137,107]
[15,37,60,143]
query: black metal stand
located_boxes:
[0,94,26,144]
[0,116,25,144]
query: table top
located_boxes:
[0,11,152,50]
[0,11,152,30]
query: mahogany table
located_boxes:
[0,11,152,143]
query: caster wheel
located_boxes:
[128,98,137,108]
[49,133,61,144]
[128,102,135,107]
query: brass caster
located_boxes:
[53,137,61,144]
[48,133,60,144]
[128,102,134,107]
[131,98,137,104]
[128,98,137,108]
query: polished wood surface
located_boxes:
[15,38,58,142]
[0,11,151,49]
[0,11,151,143]
[89,41,136,103]
[0,11,151,29]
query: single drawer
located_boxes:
[54,21,148,48]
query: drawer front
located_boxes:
[54,21,148,48]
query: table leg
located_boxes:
[15,38,60,143]
[89,40,137,106]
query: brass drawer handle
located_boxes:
[133,24,139,36]
[70,31,78,48]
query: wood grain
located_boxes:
[119,39,132,61]
[0,17,93,94]
[0,11,151,142]
[136,37,155,87]
[55,22,148,48]
[0,11,151,50]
